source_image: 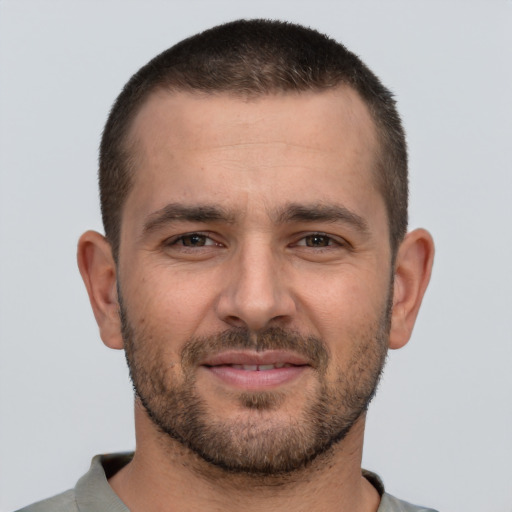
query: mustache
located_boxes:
[181,326,329,372]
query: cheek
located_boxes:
[121,264,220,347]
[296,266,390,359]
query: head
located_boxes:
[99,19,408,261]
[79,19,433,477]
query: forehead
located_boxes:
[129,87,378,160]
[123,88,382,227]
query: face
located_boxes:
[117,88,393,474]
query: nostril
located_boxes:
[223,315,247,328]
[222,313,294,332]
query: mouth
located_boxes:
[200,350,310,390]
[225,363,295,371]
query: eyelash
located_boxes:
[165,232,222,248]
[164,232,346,251]
[293,233,345,249]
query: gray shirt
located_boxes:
[16,453,438,512]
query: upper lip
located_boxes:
[201,350,311,367]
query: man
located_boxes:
[19,19,436,512]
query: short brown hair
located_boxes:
[99,19,408,258]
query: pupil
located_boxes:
[308,235,327,247]
[185,235,204,246]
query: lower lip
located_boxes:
[203,365,308,390]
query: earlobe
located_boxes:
[77,230,124,350]
[389,228,435,350]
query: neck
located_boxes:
[109,403,380,512]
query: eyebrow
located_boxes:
[273,203,370,234]
[142,203,235,234]
[142,201,369,236]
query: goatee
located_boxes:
[120,299,389,475]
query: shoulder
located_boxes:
[14,453,132,512]
[379,492,439,512]
[363,470,438,512]
[15,489,78,512]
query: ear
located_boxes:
[77,230,124,350]
[389,228,435,350]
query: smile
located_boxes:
[200,351,309,389]
[217,363,295,371]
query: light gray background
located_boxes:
[1,1,511,511]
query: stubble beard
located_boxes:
[120,297,390,476]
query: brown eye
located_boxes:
[303,234,332,247]
[178,234,210,247]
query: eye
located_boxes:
[165,232,221,248]
[302,234,333,247]
[295,233,341,248]
[176,233,212,247]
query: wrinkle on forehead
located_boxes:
[128,87,379,157]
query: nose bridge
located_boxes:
[217,236,294,330]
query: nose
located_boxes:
[215,241,296,331]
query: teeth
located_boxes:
[229,363,293,371]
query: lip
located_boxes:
[201,350,310,367]
[200,350,311,390]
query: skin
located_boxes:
[78,87,434,512]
